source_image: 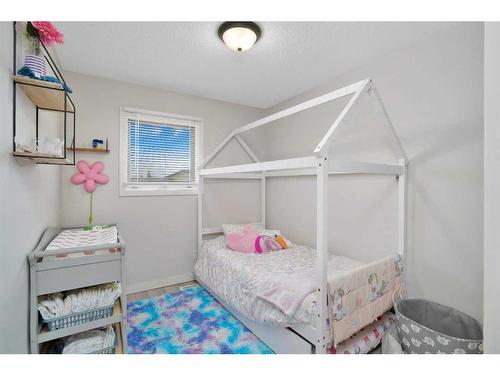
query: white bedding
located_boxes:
[194,235,365,326]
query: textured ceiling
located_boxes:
[55,22,458,108]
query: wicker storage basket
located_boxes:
[394,298,483,354]
[42,304,114,331]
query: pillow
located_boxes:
[222,223,264,237]
[225,224,259,253]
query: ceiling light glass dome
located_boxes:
[218,22,261,52]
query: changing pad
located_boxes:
[46,226,118,250]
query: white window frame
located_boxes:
[120,107,203,197]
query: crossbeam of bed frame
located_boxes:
[200,160,403,177]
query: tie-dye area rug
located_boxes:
[127,286,273,354]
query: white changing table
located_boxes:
[28,224,127,354]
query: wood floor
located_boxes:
[127,280,199,303]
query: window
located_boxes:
[120,108,202,196]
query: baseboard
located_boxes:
[127,273,195,294]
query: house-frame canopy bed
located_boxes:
[195,78,408,354]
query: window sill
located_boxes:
[120,186,198,197]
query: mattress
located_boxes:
[194,235,365,326]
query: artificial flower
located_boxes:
[31,21,64,47]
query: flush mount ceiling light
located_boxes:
[218,22,261,52]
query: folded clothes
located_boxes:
[38,283,121,320]
[62,325,115,354]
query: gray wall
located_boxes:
[262,23,484,321]
[59,72,262,292]
[484,22,500,353]
[0,22,61,353]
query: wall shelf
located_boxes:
[66,147,110,154]
[12,151,73,165]
[13,75,75,112]
[12,21,76,166]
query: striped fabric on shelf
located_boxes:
[25,54,46,77]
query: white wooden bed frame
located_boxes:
[196,78,408,354]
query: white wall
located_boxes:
[0,22,61,353]
[59,72,262,293]
[483,22,500,353]
[263,23,484,321]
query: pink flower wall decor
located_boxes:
[31,21,64,47]
[70,161,109,228]
[71,160,109,193]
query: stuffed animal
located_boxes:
[274,235,288,249]
[255,235,282,253]
[225,224,259,253]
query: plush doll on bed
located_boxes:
[255,235,282,253]
[225,224,286,253]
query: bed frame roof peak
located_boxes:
[200,78,407,175]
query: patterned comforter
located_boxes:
[194,235,364,326]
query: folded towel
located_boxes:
[17,66,73,93]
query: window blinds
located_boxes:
[127,116,198,184]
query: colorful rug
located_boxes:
[127,286,273,354]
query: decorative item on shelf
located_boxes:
[70,161,109,231]
[92,138,109,151]
[93,139,104,149]
[36,137,64,156]
[23,22,64,79]
[14,136,63,157]
[24,27,44,78]
[24,50,45,78]
[68,138,109,153]
[29,21,64,47]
